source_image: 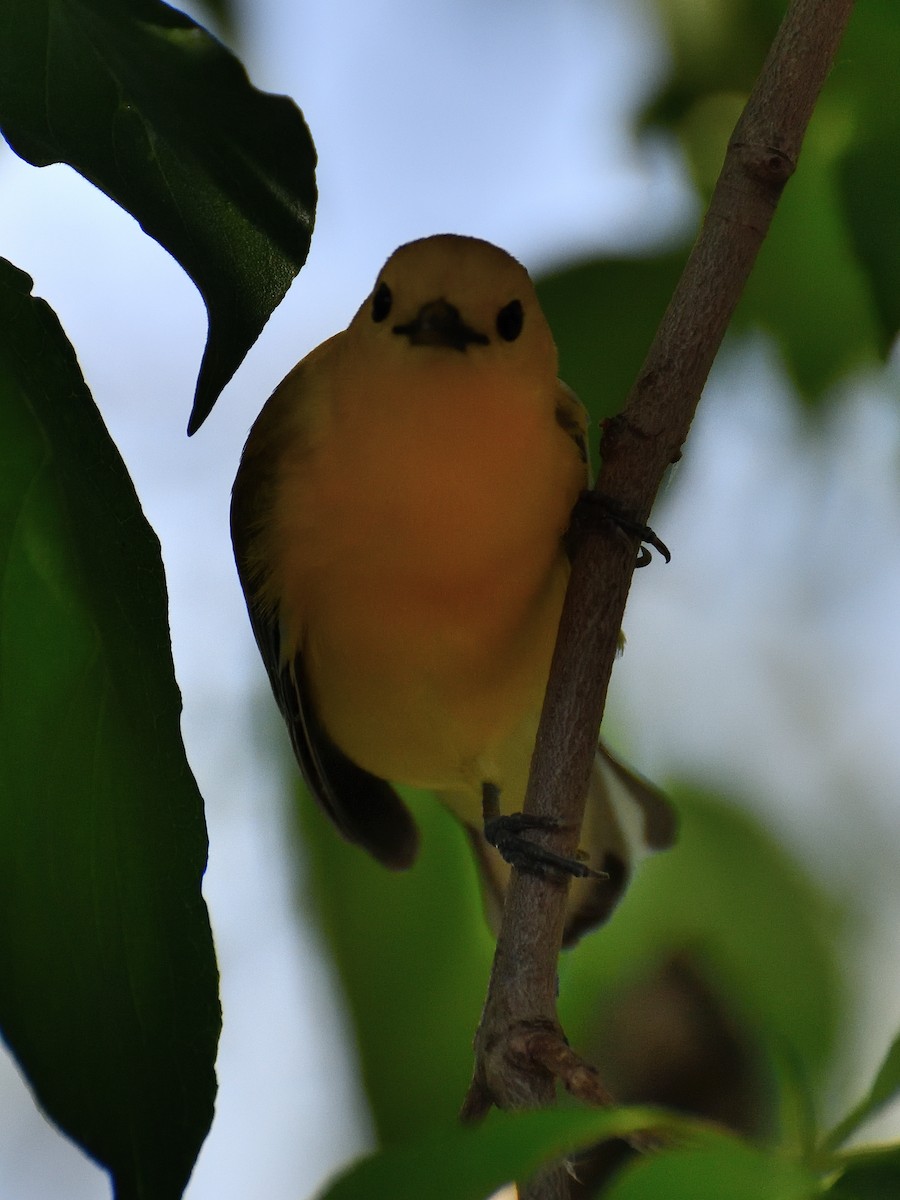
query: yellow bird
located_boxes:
[231,234,675,944]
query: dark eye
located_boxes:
[372,281,393,322]
[496,299,524,342]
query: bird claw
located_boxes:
[570,491,670,567]
[484,812,603,880]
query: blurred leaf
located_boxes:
[321,1106,706,1200]
[730,105,884,394]
[830,0,900,319]
[0,0,317,434]
[539,159,881,443]
[829,0,900,119]
[643,0,897,390]
[828,1144,900,1199]
[644,0,782,128]
[536,254,686,447]
[671,89,883,396]
[294,783,494,1143]
[192,0,237,39]
[823,1032,900,1154]
[837,136,900,347]
[604,1137,816,1200]
[297,782,842,1148]
[674,90,746,192]
[775,1043,820,1163]
[560,788,844,1089]
[0,259,220,1200]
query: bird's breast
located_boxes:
[271,361,582,787]
[322,362,576,569]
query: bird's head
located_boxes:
[346,234,558,386]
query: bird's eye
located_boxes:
[372,281,393,323]
[496,299,524,342]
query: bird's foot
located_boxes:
[569,491,670,568]
[484,812,603,880]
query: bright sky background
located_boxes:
[1,1,899,1198]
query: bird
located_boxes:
[231,233,675,945]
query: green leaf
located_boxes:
[536,253,686,446]
[0,259,220,1200]
[827,1144,900,1199]
[829,1,900,345]
[643,0,783,129]
[670,90,884,397]
[837,138,900,348]
[0,0,317,434]
[294,784,494,1143]
[829,0,900,119]
[320,1106,699,1200]
[641,0,896,393]
[731,107,884,393]
[823,1033,900,1154]
[298,781,842,1149]
[605,1137,816,1200]
[539,159,882,424]
[560,788,844,1092]
[191,0,237,39]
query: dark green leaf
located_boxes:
[294,783,493,1143]
[829,0,900,118]
[731,110,884,394]
[837,139,900,348]
[321,1106,699,1200]
[828,1144,900,1200]
[536,253,686,448]
[191,0,237,39]
[0,259,220,1200]
[0,0,317,433]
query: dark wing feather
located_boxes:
[278,642,420,869]
[554,382,590,474]
[242,586,419,869]
[231,417,419,870]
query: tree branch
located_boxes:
[464,0,857,1194]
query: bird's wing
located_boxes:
[231,363,420,871]
[554,381,591,480]
[561,742,676,945]
[277,622,420,870]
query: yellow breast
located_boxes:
[271,343,581,790]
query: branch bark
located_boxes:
[464,1,857,1195]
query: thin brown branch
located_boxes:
[464,1,857,1196]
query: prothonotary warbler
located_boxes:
[231,234,676,944]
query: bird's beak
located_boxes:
[393,299,489,352]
